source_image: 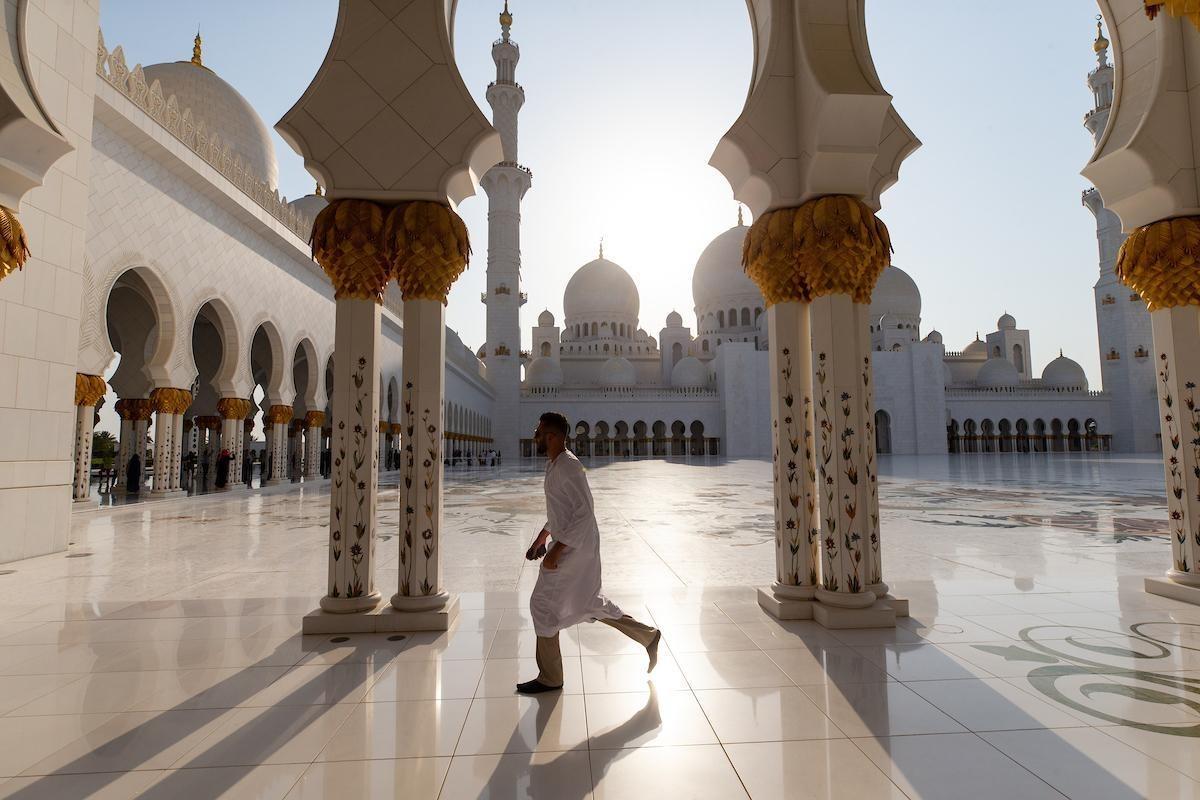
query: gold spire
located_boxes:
[191,30,203,67]
[315,182,324,197]
[598,236,604,259]
[737,205,744,226]
[500,1,512,28]
[1093,16,1109,53]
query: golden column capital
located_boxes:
[310,199,392,303]
[1117,215,1200,311]
[385,200,471,304]
[151,387,193,415]
[74,374,107,408]
[1145,1,1200,29]
[742,196,892,306]
[216,397,251,421]
[0,206,31,283]
[305,410,326,428]
[289,419,305,435]
[390,422,403,435]
[266,404,294,425]
[124,398,155,422]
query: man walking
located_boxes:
[518,412,661,694]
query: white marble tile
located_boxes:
[589,744,747,800]
[725,740,906,800]
[286,758,450,800]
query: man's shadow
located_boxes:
[479,683,662,799]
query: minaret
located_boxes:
[481,1,531,460]
[1083,17,1157,453]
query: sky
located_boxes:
[97,0,1109,386]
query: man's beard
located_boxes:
[536,440,548,456]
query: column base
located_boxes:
[1145,576,1200,607]
[813,594,909,629]
[151,488,187,497]
[263,479,283,486]
[303,595,459,635]
[72,497,98,508]
[757,587,813,620]
[814,587,877,609]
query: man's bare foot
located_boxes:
[647,630,662,673]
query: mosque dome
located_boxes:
[976,357,1021,388]
[670,356,708,388]
[525,357,563,387]
[692,223,760,312]
[538,309,555,327]
[599,356,636,387]
[288,192,328,222]
[963,336,987,357]
[665,310,683,328]
[869,266,921,319]
[1042,354,1088,390]
[563,258,639,321]
[143,51,279,187]
[997,313,1017,330]
[925,329,943,344]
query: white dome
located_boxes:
[538,309,555,327]
[671,356,708,388]
[635,328,647,340]
[564,258,639,321]
[925,329,943,344]
[1042,354,1088,389]
[525,357,563,387]
[692,224,761,311]
[599,356,636,387]
[963,337,987,357]
[288,193,328,222]
[665,310,683,327]
[142,60,279,187]
[869,266,921,319]
[976,357,1021,388]
[997,313,1017,330]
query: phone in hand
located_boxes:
[526,543,547,561]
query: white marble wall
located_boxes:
[716,343,770,458]
[0,1,99,562]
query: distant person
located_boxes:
[126,452,142,493]
[518,412,661,694]
[215,449,231,488]
[201,450,210,487]
[243,451,253,487]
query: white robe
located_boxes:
[530,450,622,637]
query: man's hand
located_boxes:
[542,549,559,570]
[526,529,549,561]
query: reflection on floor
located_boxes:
[0,454,1197,798]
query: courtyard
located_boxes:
[0,456,1195,798]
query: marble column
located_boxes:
[149,389,189,495]
[1117,216,1200,604]
[127,399,153,493]
[243,418,255,485]
[378,421,389,472]
[755,302,818,618]
[114,401,133,494]
[217,398,250,489]
[264,405,292,485]
[304,412,324,479]
[176,417,191,491]
[169,412,185,491]
[72,374,106,502]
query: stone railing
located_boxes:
[945,386,1107,398]
[522,386,717,399]
[95,30,314,242]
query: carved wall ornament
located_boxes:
[0,206,32,282]
[742,196,892,306]
[1116,215,1200,311]
[74,374,107,408]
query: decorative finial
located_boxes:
[191,29,203,67]
[1093,15,1109,58]
[975,331,980,341]
[500,0,513,40]
[599,236,604,259]
[315,182,324,197]
[737,205,744,226]
[1060,348,1064,357]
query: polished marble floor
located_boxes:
[0,454,1198,798]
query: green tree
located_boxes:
[92,430,117,468]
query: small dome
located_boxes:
[1042,354,1088,390]
[564,258,639,321]
[976,357,1021,388]
[142,59,279,186]
[963,337,987,357]
[671,356,708,388]
[288,193,328,222]
[869,266,921,319]
[599,356,636,387]
[665,310,683,327]
[925,329,943,344]
[997,313,1017,330]
[538,309,555,327]
[692,224,762,312]
[525,357,563,387]
[636,328,647,340]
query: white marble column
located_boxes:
[263,426,273,484]
[151,405,173,494]
[392,297,455,625]
[128,401,152,493]
[265,406,291,486]
[1150,306,1200,591]
[756,302,818,617]
[378,422,389,473]
[72,374,106,502]
[171,415,187,491]
[321,298,382,613]
[305,412,324,479]
[114,409,133,495]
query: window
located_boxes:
[717,311,725,328]
[540,341,550,357]
[702,340,710,352]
